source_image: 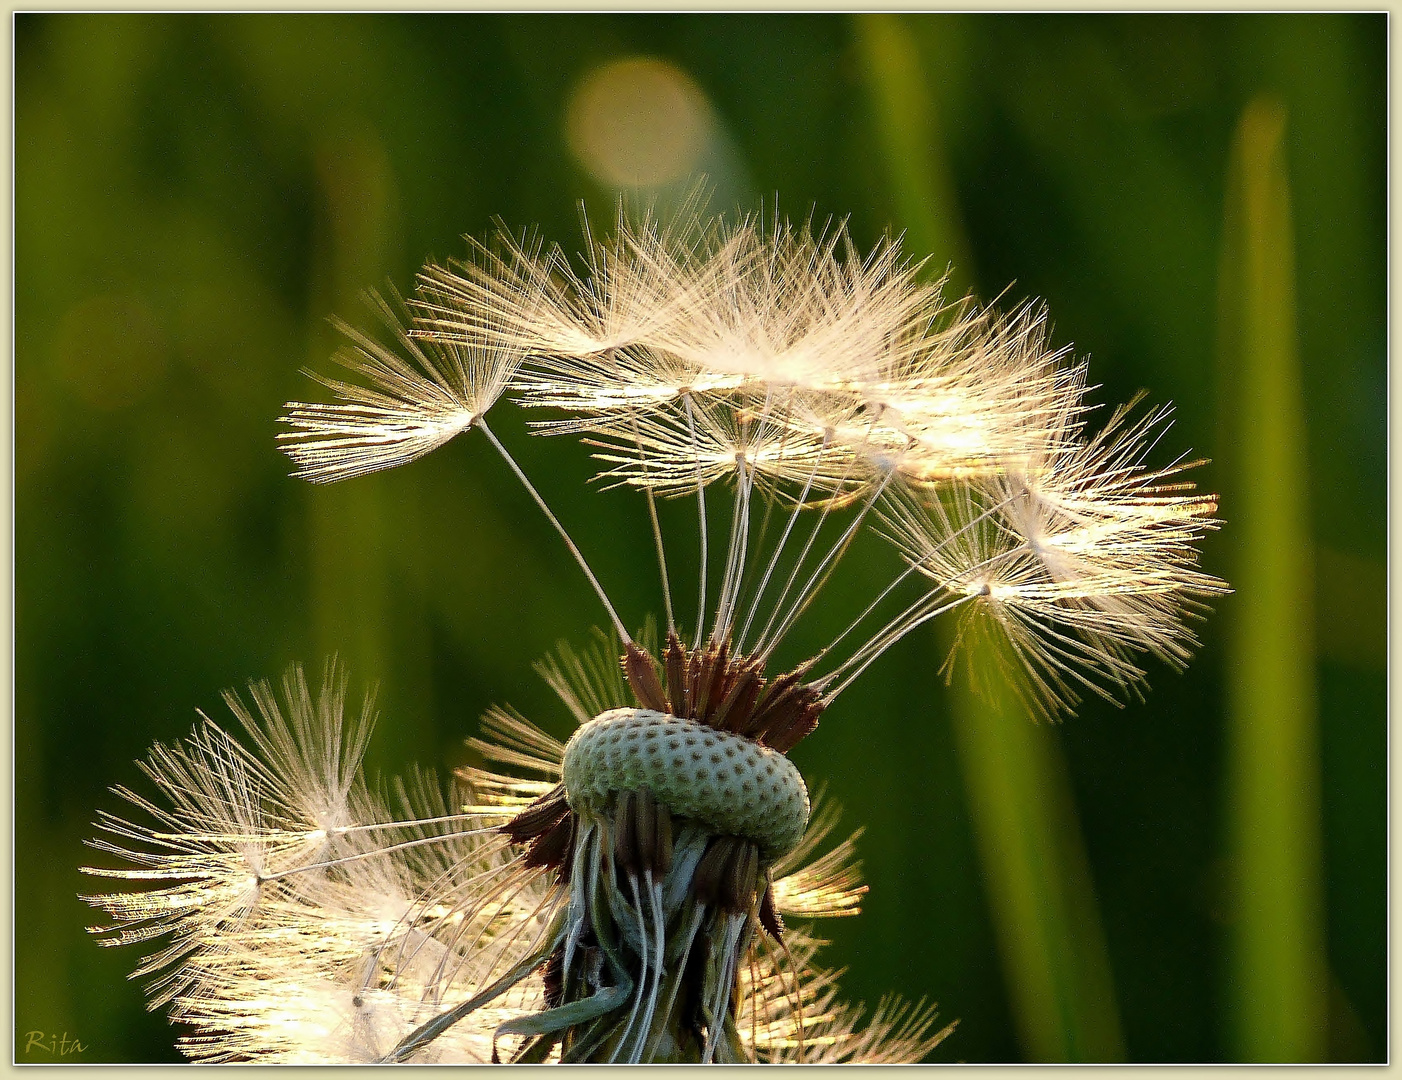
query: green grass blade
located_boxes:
[1216,96,1325,1062]
[856,14,1124,1060]
[947,669,1126,1062]
[852,13,971,283]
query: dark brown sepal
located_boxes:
[503,783,570,844]
[613,790,639,878]
[693,835,731,909]
[685,648,704,718]
[709,661,763,733]
[630,634,825,752]
[681,924,711,1044]
[559,815,579,881]
[524,811,575,870]
[664,631,688,716]
[541,942,565,1009]
[757,878,784,942]
[623,643,668,713]
[745,660,824,751]
[653,796,674,876]
[634,787,656,876]
[694,640,730,723]
[757,685,825,754]
[742,669,803,738]
[693,835,762,914]
[610,786,674,879]
[731,840,760,913]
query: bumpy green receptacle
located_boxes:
[561,708,810,860]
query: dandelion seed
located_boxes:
[414,201,713,360]
[879,400,1228,718]
[856,302,1092,485]
[279,291,519,483]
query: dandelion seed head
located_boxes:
[561,708,811,859]
[93,196,1228,1062]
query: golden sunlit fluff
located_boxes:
[85,199,1223,1063]
[279,291,521,484]
[879,402,1226,721]
[87,657,946,1063]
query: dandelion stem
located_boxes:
[478,417,631,645]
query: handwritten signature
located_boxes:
[23,1031,87,1057]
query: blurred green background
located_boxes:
[15,13,1385,1063]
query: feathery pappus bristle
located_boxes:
[879,398,1226,718]
[279,291,521,483]
[412,203,715,361]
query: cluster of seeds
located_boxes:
[82,200,1227,1065]
[281,204,1226,720]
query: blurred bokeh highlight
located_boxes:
[15,13,1385,1062]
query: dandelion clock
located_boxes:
[83,202,1226,1063]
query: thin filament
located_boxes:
[821,489,1020,660]
[683,393,708,646]
[478,417,631,645]
[712,458,748,644]
[713,454,757,644]
[750,416,880,656]
[735,432,830,652]
[630,411,675,634]
[256,825,506,885]
[759,469,893,661]
[822,594,976,701]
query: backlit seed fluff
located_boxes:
[279,291,521,483]
[88,198,1226,1064]
[86,658,946,1063]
